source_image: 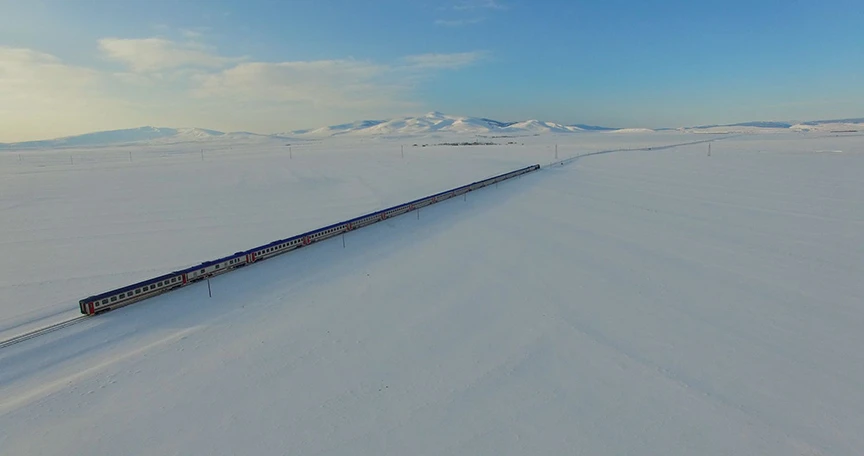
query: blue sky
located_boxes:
[1,0,862,141]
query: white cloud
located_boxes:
[435,17,485,27]
[0,39,489,141]
[99,37,243,72]
[401,52,486,70]
[0,47,138,141]
[194,52,486,109]
[454,0,509,11]
[182,30,203,39]
[194,59,407,108]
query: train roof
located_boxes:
[80,271,180,303]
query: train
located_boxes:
[78,164,541,315]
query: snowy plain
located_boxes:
[1,131,863,455]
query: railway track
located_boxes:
[0,316,90,350]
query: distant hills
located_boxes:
[2,113,862,149]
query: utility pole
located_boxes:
[708,143,711,157]
[342,233,346,248]
[207,278,212,297]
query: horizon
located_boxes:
[2,0,863,142]
[5,110,864,145]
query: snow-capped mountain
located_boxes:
[0,126,285,149]
[677,118,864,134]
[280,112,528,138]
[278,112,633,138]
[2,113,861,149]
[500,119,586,134]
[790,118,864,132]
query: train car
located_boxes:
[182,252,248,283]
[79,272,185,315]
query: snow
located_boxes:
[609,127,655,133]
[1,131,863,455]
[791,122,864,132]
[5,114,864,148]
[502,119,584,133]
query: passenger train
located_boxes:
[78,164,540,315]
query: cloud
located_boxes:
[0,47,136,141]
[400,52,486,70]
[182,30,204,39]
[435,17,485,27]
[194,52,486,108]
[453,0,509,11]
[0,39,489,141]
[194,59,406,108]
[99,37,243,72]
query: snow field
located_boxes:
[1,133,862,455]
[0,131,712,338]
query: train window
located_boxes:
[111,297,117,302]
[200,269,205,274]
[119,293,125,298]
[135,290,140,295]
[150,285,156,290]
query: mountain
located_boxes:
[279,112,615,138]
[500,119,585,134]
[280,112,528,138]
[0,127,220,149]
[3,113,862,149]
[678,118,864,134]
[790,118,864,132]
[0,126,286,150]
[569,123,617,131]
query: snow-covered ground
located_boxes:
[1,132,863,455]
[0,131,700,337]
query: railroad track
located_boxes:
[0,316,90,350]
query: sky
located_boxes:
[1,0,863,142]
